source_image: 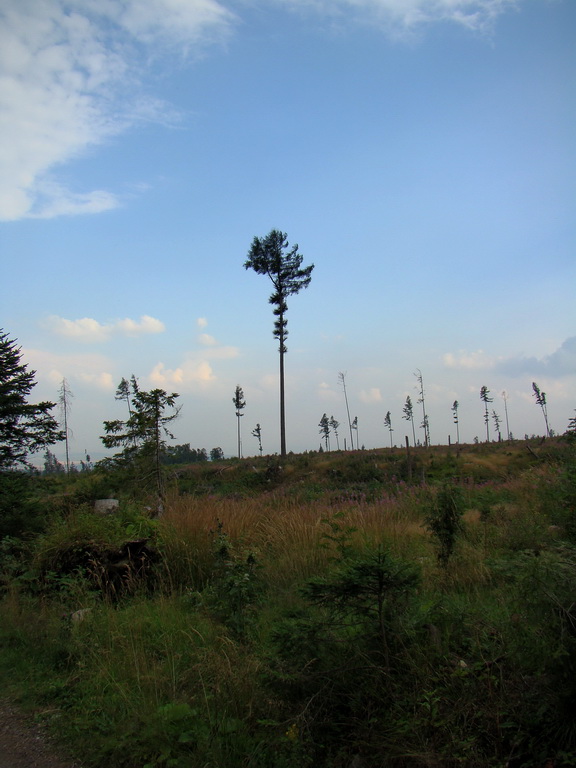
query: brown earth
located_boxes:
[0,701,83,768]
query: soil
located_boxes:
[0,701,83,768]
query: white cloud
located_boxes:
[149,359,215,387]
[0,0,522,221]
[78,371,115,390]
[45,314,166,341]
[199,333,217,346]
[443,350,496,370]
[359,387,382,403]
[0,0,234,221]
[197,317,208,329]
[116,315,166,336]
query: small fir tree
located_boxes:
[319,413,330,451]
[351,416,359,450]
[384,410,393,448]
[480,386,493,442]
[492,410,502,442]
[233,385,246,458]
[329,416,340,450]
[101,387,180,504]
[403,395,416,446]
[252,423,263,456]
[532,382,550,437]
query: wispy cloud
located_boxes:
[276,0,520,33]
[1,0,523,221]
[45,314,166,342]
[0,0,235,221]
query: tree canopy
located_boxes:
[101,385,181,502]
[245,229,314,456]
[0,330,64,470]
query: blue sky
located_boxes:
[1,0,575,462]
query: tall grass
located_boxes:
[1,440,575,766]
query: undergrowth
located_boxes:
[1,440,575,767]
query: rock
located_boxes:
[69,609,92,624]
[94,499,119,514]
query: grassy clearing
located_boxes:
[1,439,575,767]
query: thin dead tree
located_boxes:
[501,390,511,440]
[415,369,430,447]
[532,382,550,437]
[338,371,354,450]
[58,378,74,474]
[451,400,460,444]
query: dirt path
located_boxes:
[0,701,83,768]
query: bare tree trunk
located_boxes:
[280,340,286,458]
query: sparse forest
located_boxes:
[1,322,576,768]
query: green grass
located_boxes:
[1,438,575,767]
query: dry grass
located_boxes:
[158,489,434,589]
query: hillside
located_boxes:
[0,436,575,767]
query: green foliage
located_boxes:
[3,442,576,767]
[0,329,64,470]
[0,470,45,538]
[29,506,159,600]
[200,520,263,638]
[425,483,465,566]
[209,446,224,461]
[301,550,420,671]
[245,229,314,457]
[160,444,207,465]
[244,229,314,354]
[318,413,330,450]
[252,423,263,456]
[319,510,358,562]
[101,386,181,499]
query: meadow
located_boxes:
[0,437,575,767]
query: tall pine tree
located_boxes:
[0,330,64,470]
[245,230,314,456]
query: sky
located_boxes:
[1,0,575,463]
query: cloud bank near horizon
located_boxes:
[443,337,576,379]
[44,314,166,342]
